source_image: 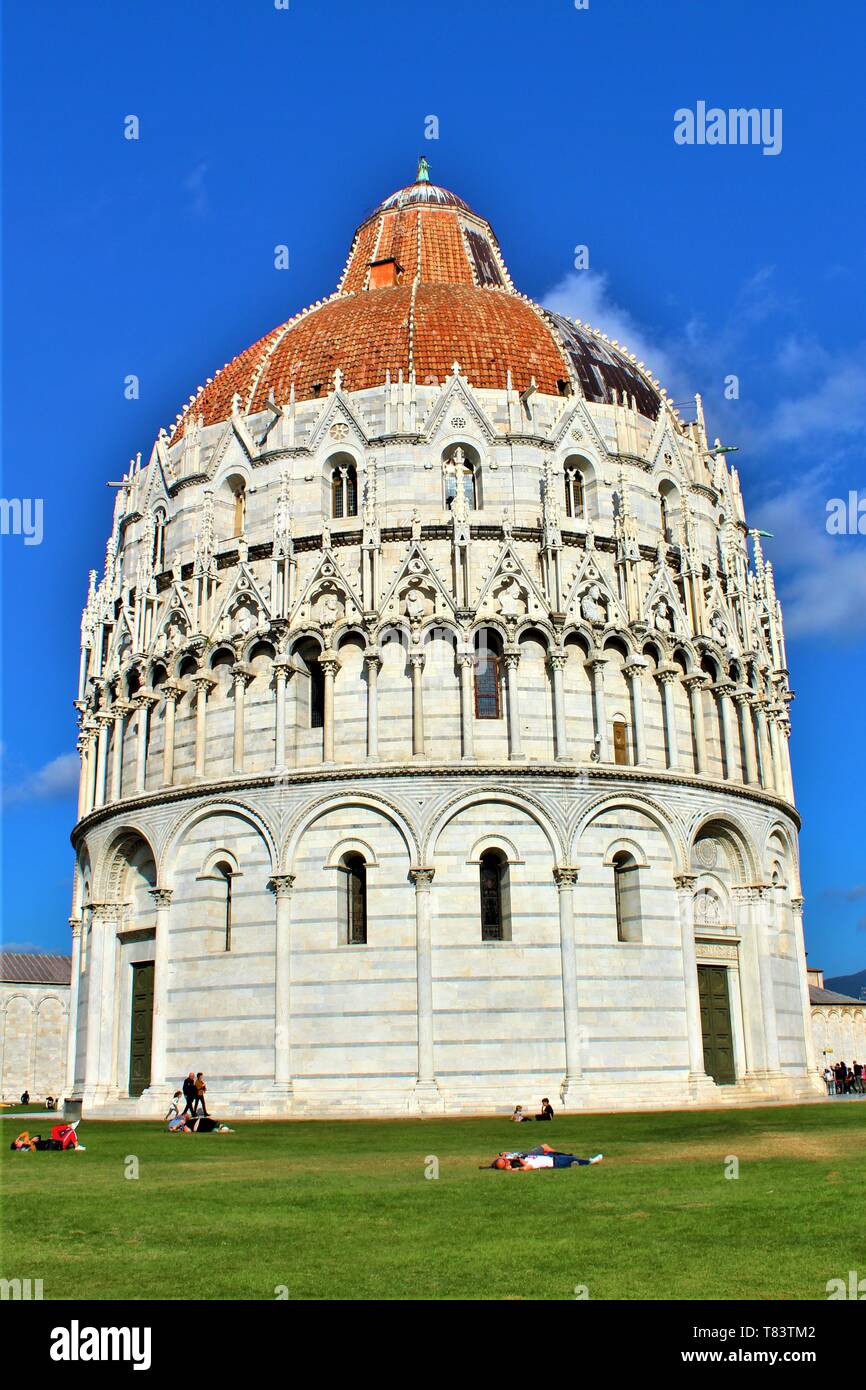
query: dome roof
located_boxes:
[170,171,662,442]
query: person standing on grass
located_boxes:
[182,1072,197,1116]
[195,1072,209,1117]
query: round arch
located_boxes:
[687,810,759,884]
[424,787,565,865]
[95,824,159,901]
[160,800,278,886]
[571,791,686,872]
[282,790,419,874]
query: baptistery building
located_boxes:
[68,165,821,1116]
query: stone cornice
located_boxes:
[70,757,800,847]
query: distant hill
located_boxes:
[825,968,866,1001]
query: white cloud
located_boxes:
[542,269,681,398]
[4,753,79,805]
[540,263,866,639]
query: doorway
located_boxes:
[697,964,735,1085]
[129,961,155,1095]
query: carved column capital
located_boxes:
[674,873,698,892]
[191,673,216,694]
[161,681,185,703]
[89,901,120,924]
[409,866,435,890]
[547,650,568,672]
[319,654,341,677]
[553,865,579,888]
[272,658,292,684]
[503,645,521,670]
[268,874,296,899]
[69,917,82,938]
[231,663,255,688]
[149,887,174,909]
[363,648,382,671]
[681,673,709,692]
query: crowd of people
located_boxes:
[822,1060,864,1095]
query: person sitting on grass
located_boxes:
[535,1097,555,1121]
[510,1105,529,1123]
[490,1144,602,1170]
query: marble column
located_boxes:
[790,895,820,1085]
[683,674,709,776]
[457,652,475,761]
[754,699,774,791]
[623,659,647,766]
[656,668,680,770]
[768,710,784,797]
[110,700,130,802]
[410,867,440,1106]
[713,681,737,781]
[231,665,254,774]
[734,691,760,786]
[65,919,82,1094]
[503,645,525,760]
[83,903,118,1098]
[365,650,381,760]
[409,652,426,759]
[273,660,290,770]
[674,874,710,1083]
[778,715,795,802]
[161,684,183,786]
[147,887,173,1094]
[553,867,585,1102]
[94,712,111,809]
[320,652,339,764]
[548,652,570,761]
[585,656,609,762]
[133,692,157,794]
[269,874,296,1101]
[192,674,216,779]
[76,733,90,821]
[736,886,781,1075]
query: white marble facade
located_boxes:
[67,175,822,1117]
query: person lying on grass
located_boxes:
[488,1144,602,1169]
[10,1122,86,1151]
[167,1113,233,1133]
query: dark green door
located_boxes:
[129,962,155,1096]
[697,965,736,1085]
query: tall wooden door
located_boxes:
[129,962,155,1096]
[697,964,735,1085]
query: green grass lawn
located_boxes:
[2,1103,864,1300]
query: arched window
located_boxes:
[479,849,510,941]
[341,853,367,944]
[613,851,642,942]
[474,630,502,719]
[444,447,477,511]
[232,481,247,537]
[331,463,358,519]
[659,481,678,544]
[215,861,233,951]
[564,466,586,519]
[152,510,167,571]
[294,641,325,728]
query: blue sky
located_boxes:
[2,0,864,975]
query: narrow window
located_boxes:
[152,511,166,571]
[216,861,233,951]
[659,491,669,542]
[474,651,501,719]
[331,464,358,519]
[612,719,629,766]
[613,852,641,943]
[479,849,509,941]
[342,854,367,944]
[565,467,585,519]
[233,483,246,537]
[310,661,325,728]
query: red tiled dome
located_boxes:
[170,178,661,441]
